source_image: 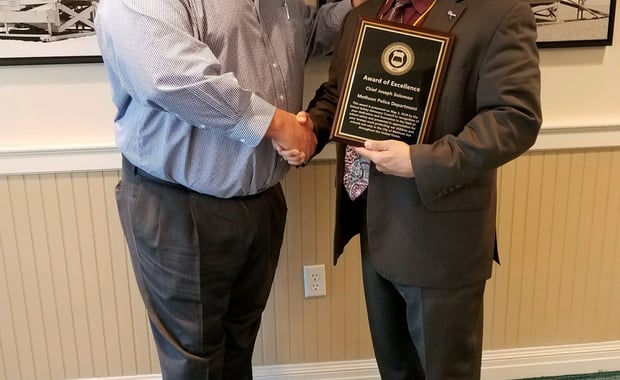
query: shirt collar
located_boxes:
[379,0,435,18]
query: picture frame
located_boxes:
[532,0,616,48]
[2,0,614,67]
[319,0,615,48]
[0,0,102,66]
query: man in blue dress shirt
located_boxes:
[95,0,365,379]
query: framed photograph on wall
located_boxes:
[319,0,616,48]
[0,0,102,66]
[532,0,616,47]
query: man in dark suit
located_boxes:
[281,0,542,378]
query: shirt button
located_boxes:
[240,138,246,143]
[272,63,278,68]
[279,95,284,101]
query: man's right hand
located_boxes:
[274,111,315,166]
[267,108,317,160]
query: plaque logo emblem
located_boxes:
[381,42,415,76]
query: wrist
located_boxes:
[266,108,287,140]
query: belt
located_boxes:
[122,156,190,192]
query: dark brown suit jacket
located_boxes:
[307,0,542,287]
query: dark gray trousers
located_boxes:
[359,200,486,380]
[116,158,286,380]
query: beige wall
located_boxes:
[1,147,620,380]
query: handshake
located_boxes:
[267,108,416,177]
[268,108,317,167]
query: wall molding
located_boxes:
[482,341,620,379]
[74,341,620,380]
[1,124,619,175]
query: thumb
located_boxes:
[364,139,389,151]
[272,140,283,153]
[296,111,308,124]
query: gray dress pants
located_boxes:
[358,198,486,380]
[116,157,287,380]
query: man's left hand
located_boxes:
[354,139,415,178]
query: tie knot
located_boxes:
[384,0,413,22]
[394,0,412,9]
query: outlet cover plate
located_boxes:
[303,264,326,297]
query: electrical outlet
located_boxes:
[303,264,326,298]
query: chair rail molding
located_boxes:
[1,123,619,175]
[74,341,620,380]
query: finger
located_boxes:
[375,164,391,175]
[280,150,302,160]
[273,141,284,153]
[289,154,306,166]
[278,148,294,156]
[364,139,389,151]
[296,111,308,124]
[353,146,373,159]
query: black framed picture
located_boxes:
[1,0,614,66]
[0,0,102,66]
[532,0,616,47]
[319,0,615,48]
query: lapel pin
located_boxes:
[448,10,457,20]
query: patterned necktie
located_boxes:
[343,0,414,201]
[343,145,371,200]
[384,0,413,23]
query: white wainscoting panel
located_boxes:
[75,341,620,380]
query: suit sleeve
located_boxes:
[306,10,361,155]
[411,0,543,205]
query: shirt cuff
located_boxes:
[230,93,277,147]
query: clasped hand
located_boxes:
[269,109,317,165]
[273,111,316,166]
[276,112,414,177]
